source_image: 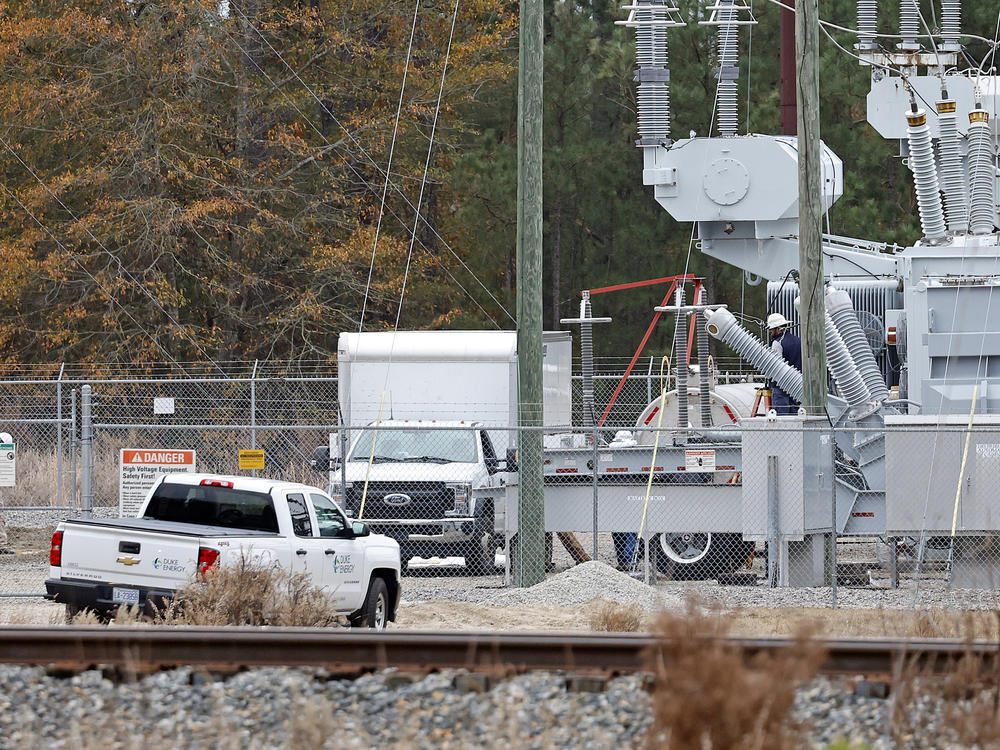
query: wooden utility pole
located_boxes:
[516,0,545,586]
[795,0,826,413]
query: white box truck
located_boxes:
[316,330,570,574]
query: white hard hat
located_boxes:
[766,312,790,329]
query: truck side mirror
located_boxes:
[351,521,370,537]
[505,447,518,472]
[311,445,336,472]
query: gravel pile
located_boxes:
[487,561,678,610]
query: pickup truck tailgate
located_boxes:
[57,518,277,589]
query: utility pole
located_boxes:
[516,0,545,586]
[795,0,826,413]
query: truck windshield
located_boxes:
[143,482,279,533]
[349,428,478,464]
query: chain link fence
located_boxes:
[4,364,1000,618]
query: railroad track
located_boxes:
[1,627,999,677]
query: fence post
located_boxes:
[830,430,838,608]
[767,454,779,587]
[70,388,77,509]
[56,362,64,508]
[646,356,653,405]
[250,360,258,478]
[80,385,93,517]
[889,538,899,589]
[591,421,599,562]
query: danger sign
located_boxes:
[684,449,716,473]
[0,442,15,487]
[119,448,196,517]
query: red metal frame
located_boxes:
[588,274,699,427]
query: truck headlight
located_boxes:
[446,483,471,516]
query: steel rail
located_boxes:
[0,628,998,676]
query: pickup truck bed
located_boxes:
[62,516,282,538]
[46,473,403,627]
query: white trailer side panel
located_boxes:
[338,331,573,439]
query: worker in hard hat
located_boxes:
[767,312,802,415]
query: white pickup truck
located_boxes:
[44,474,402,628]
[318,421,517,574]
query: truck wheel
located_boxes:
[349,577,389,629]
[463,533,494,576]
[653,533,752,580]
[64,604,81,624]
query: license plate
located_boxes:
[112,587,139,605]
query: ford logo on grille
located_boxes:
[383,493,412,506]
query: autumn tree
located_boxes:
[0,0,514,365]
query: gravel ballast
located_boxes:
[0,664,932,749]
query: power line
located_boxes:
[360,0,422,333]
[223,0,515,325]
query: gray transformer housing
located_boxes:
[885,414,1000,535]
[741,416,834,541]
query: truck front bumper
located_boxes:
[362,517,478,544]
[45,578,175,615]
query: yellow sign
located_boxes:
[239,449,266,470]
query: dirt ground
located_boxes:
[6,594,999,640]
[4,523,998,638]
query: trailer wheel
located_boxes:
[349,576,389,629]
[653,532,750,580]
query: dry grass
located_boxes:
[886,611,1000,748]
[2,429,326,509]
[646,601,824,749]
[688,605,1000,640]
[590,599,644,632]
[72,553,343,627]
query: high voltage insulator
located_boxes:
[700,0,756,138]
[824,314,872,408]
[673,286,688,427]
[619,2,685,147]
[940,0,962,50]
[905,106,947,242]
[795,294,873,409]
[936,96,969,234]
[697,287,713,427]
[898,0,920,50]
[826,288,889,403]
[715,0,739,137]
[856,0,877,50]
[705,308,804,404]
[967,108,996,235]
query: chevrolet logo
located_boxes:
[115,556,140,566]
